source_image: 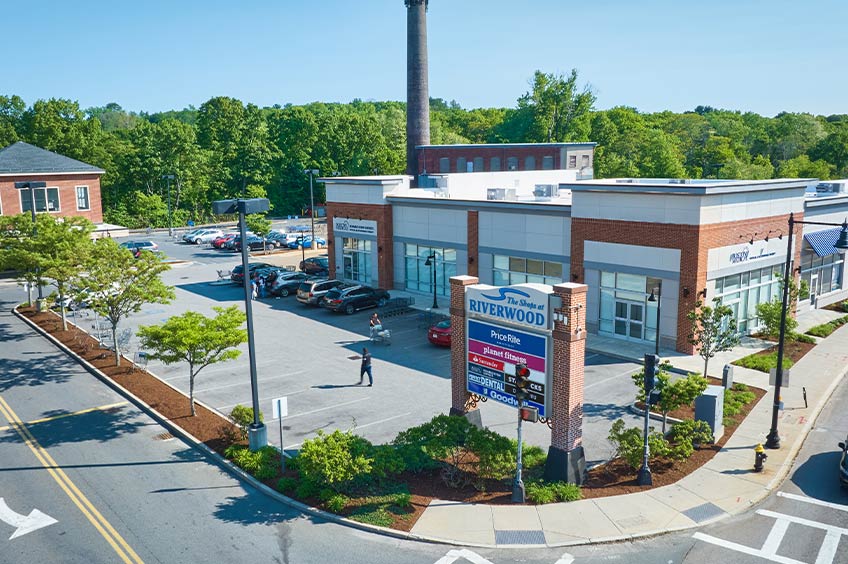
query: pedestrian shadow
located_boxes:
[312,384,364,389]
[0,403,144,448]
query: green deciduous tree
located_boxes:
[755,275,806,339]
[77,239,174,366]
[687,298,741,378]
[517,70,595,143]
[632,367,709,433]
[0,213,44,305]
[137,306,246,416]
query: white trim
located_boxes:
[75,185,90,211]
[18,186,61,214]
[0,170,104,177]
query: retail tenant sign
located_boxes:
[465,283,554,416]
[333,217,376,236]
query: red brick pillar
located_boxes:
[544,282,588,484]
[449,275,478,417]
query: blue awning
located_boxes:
[804,227,844,257]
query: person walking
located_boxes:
[257,276,266,299]
[251,278,258,301]
[369,312,382,338]
[359,347,373,386]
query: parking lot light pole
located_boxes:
[765,214,848,449]
[212,197,270,451]
[14,181,47,308]
[162,174,175,237]
[424,253,438,309]
[304,169,319,244]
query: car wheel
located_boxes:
[344,304,355,315]
[280,288,289,297]
[194,238,202,244]
[377,297,387,307]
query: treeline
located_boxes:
[2,70,846,227]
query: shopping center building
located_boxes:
[324,149,848,354]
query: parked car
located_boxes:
[232,235,267,252]
[300,256,329,275]
[839,437,848,488]
[428,319,452,347]
[119,240,159,253]
[270,272,315,297]
[287,235,326,249]
[211,233,237,249]
[296,279,348,305]
[181,228,205,242]
[320,285,390,314]
[264,231,290,248]
[188,228,223,244]
[231,262,274,284]
[223,232,256,250]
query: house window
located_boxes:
[542,156,554,170]
[439,157,450,173]
[525,156,536,170]
[507,157,518,171]
[456,157,467,172]
[20,187,60,213]
[473,157,484,172]
[568,155,577,168]
[582,154,590,168]
[76,186,90,210]
[490,157,501,171]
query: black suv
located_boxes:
[231,262,274,284]
[300,256,329,276]
[320,285,390,314]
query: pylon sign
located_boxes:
[465,283,553,416]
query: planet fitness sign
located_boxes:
[465,283,554,416]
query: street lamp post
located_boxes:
[765,214,848,449]
[648,281,662,356]
[304,169,319,244]
[162,175,175,237]
[212,197,271,452]
[14,181,47,308]
[424,253,438,309]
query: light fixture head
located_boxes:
[835,220,848,255]
[424,257,431,266]
[648,289,657,302]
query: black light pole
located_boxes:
[304,169,319,244]
[162,174,175,237]
[212,197,270,452]
[424,253,438,308]
[14,181,47,307]
[648,281,662,356]
[765,214,848,449]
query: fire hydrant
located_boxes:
[754,444,768,472]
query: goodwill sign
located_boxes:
[465,283,554,330]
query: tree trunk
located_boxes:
[189,368,196,417]
[26,282,32,307]
[112,325,120,366]
[58,283,67,331]
[662,412,668,435]
[703,357,709,378]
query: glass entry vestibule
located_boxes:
[614,299,645,340]
[599,272,661,343]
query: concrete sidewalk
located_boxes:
[409,324,848,547]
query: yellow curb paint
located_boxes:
[0,396,144,564]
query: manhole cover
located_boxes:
[683,502,726,523]
[154,432,175,441]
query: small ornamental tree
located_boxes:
[755,275,807,339]
[632,367,709,433]
[78,239,174,366]
[687,297,741,378]
[137,306,247,416]
[0,214,47,306]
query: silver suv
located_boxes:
[296,279,348,305]
[188,228,223,244]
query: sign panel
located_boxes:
[332,217,377,237]
[272,397,288,419]
[465,283,553,330]
[708,236,787,271]
[465,319,549,416]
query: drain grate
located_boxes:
[154,432,175,441]
[683,502,726,523]
[494,530,546,545]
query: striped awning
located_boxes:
[804,227,844,257]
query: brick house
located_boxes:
[0,141,107,229]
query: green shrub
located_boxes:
[229,405,264,440]
[667,419,714,460]
[298,430,374,487]
[607,419,669,469]
[525,480,582,504]
[521,443,548,470]
[724,383,757,418]
[295,479,321,500]
[324,493,349,513]
[734,350,793,373]
[842,301,848,313]
[393,492,412,509]
[224,445,280,480]
[790,332,816,344]
[371,444,406,479]
[806,315,848,338]
[276,477,297,494]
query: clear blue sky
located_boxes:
[7,0,847,117]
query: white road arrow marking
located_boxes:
[554,553,575,564]
[434,548,496,564]
[0,498,58,540]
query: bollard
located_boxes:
[754,444,768,472]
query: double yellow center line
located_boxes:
[0,396,144,564]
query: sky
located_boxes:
[6,0,848,117]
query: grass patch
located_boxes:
[806,315,848,338]
[345,489,414,527]
[525,480,582,504]
[734,349,793,373]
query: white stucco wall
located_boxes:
[478,211,570,256]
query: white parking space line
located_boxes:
[353,412,412,430]
[283,397,370,420]
[760,518,790,557]
[777,491,848,513]
[756,510,848,535]
[195,371,307,393]
[585,367,641,390]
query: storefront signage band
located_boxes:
[465,283,552,330]
[333,217,377,236]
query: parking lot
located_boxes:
[92,230,643,465]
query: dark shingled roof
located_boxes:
[0,141,104,174]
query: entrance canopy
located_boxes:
[805,227,845,257]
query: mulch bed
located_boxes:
[18,306,767,532]
[744,339,817,365]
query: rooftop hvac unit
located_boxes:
[533,184,556,198]
[615,178,636,183]
[487,188,506,200]
[815,182,838,193]
[505,188,518,200]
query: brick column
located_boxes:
[449,275,478,417]
[544,282,588,484]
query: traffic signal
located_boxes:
[514,362,531,401]
[519,406,539,423]
[644,353,660,394]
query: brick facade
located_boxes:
[0,174,103,223]
[570,213,804,354]
[449,275,479,416]
[326,202,394,289]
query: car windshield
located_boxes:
[436,320,451,329]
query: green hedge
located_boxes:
[734,350,793,373]
[806,315,848,338]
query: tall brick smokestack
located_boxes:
[405,0,430,183]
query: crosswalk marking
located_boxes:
[692,532,804,564]
[777,491,848,513]
[756,510,848,536]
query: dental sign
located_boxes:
[465,283,554,416]
[332,218,376,236]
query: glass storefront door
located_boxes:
[614,300,644,340]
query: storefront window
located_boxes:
[492,255,565,286]
[714,263,784,333]
[404,244,456,296]
[800,243,844,301]
[598,271,654,342]
[342,238,372,284]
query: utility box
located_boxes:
[695,385,725,442]
[722,364,734,390]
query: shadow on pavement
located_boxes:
[0,355,77,392]
[789,451,844,502]
[582,402,630,421]
[212,491,306,526]
[0,403,144,447]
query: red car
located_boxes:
[428,319,451,347]
[211,233,237,248]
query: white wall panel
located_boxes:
[478,211,569,255]
[584,241,681,273]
